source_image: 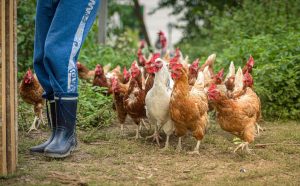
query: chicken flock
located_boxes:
[20,31,262,154]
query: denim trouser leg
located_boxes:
[33,0,59,100]
[42,0,100,98]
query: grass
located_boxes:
[1,119,300,185]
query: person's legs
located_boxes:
[33,0,59,99]
[43,0,100,158]
[31,0,59,153]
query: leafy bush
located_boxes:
[176,0,300,120]
[17,0,36,76]
[78,21,138,70]
[77,80,115,130]
[216,34,300,120]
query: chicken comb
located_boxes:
[95,64,102,70]
[169,48,181,66]
[243,70,253,86]
[158,31,167,48]
[130,61,139,72]
[216,68,224,78]
[123,67,128,74]
[26,67,33,74]
[191,58,199,69]
[112,76,118,84]
[25,68,33,79]
[111,77,118,91]
[172,62,183,70]
[151,53,161,62]
[247,55,255,68]
[208,83,217,92]
[158,30,165,36]
[174,48,181,58]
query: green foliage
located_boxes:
[153,0,240,39]
[79,22,137,69]
[18,98,35,132]
[17,0,36,75]
[108,0,141,37]
[175,0,300,120]
[218,34,300,120]
[77,80,115,130]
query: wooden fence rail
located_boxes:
[0,0,18,176]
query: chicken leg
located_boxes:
[256,123,264,136]
[120,124,125,136]
[140,119,150,130]
[162,135,170,150]
[130,125,142,140]
[38,109,45,127]
[176,137,182,152]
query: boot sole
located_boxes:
[30,150,44,154]
[44,144,77,158]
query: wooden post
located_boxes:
[98,0,107,44]
[0,0,18,176]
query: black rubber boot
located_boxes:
[44,97,77,158]
[30,100,57,153]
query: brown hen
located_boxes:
[19,69,45,132]
[169,62,209,154]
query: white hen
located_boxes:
[145,58,174,149]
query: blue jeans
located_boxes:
[33,0,100,99]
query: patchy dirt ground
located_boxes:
[1,120,300,185]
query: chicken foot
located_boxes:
[187,140,201,155]
[28,116,38,133]
[146,126,162,146]
[233,142,252,153]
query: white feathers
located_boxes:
[203,66,211,86]
[234,67,244,92]
[225,61,235,81]
[183,55,189,65]
[207,53,216,63]
[154,58,174,89]
[195,71,205,89]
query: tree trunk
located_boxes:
[132,0,151,48]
